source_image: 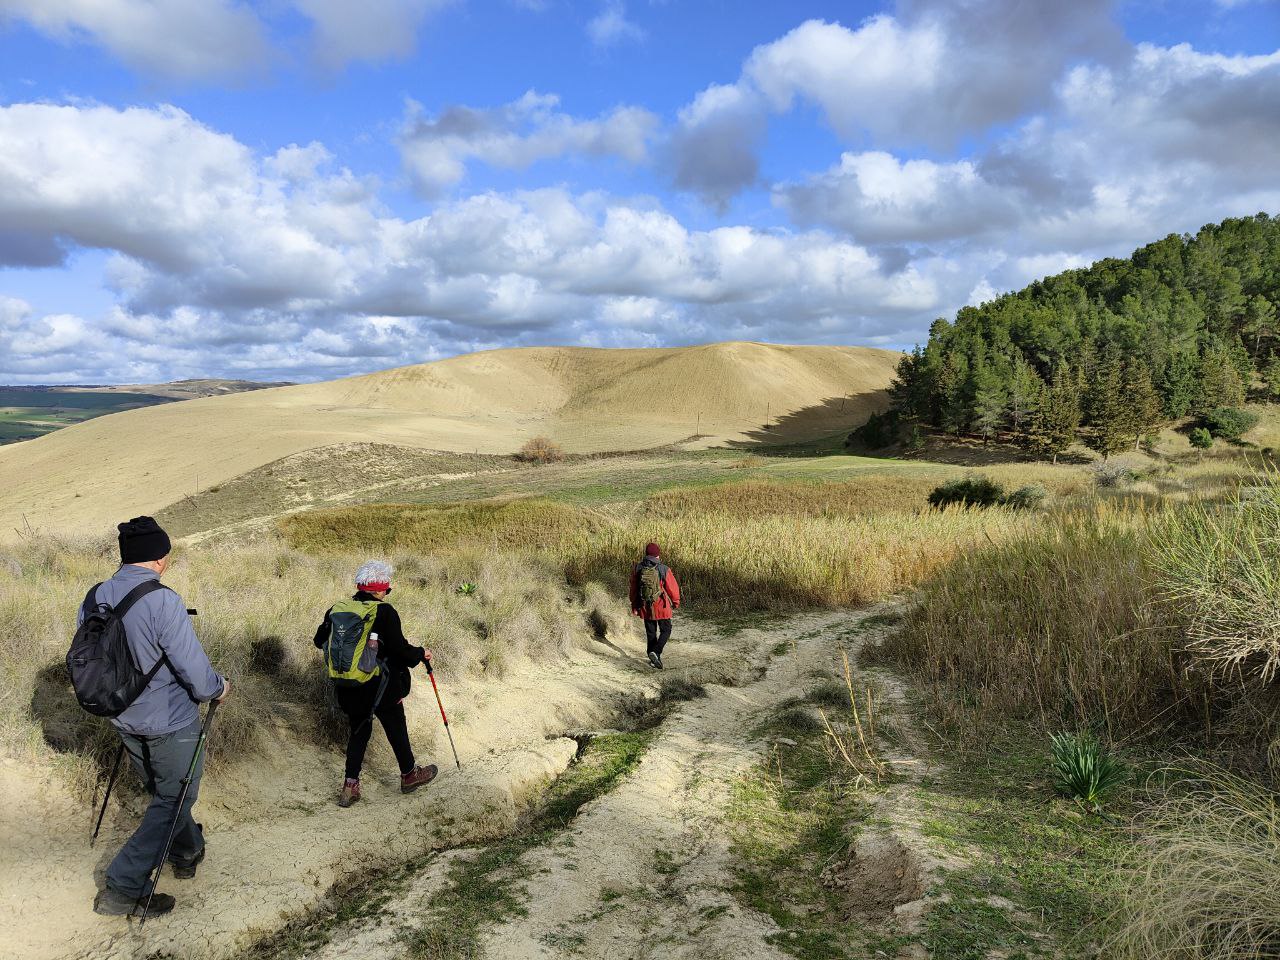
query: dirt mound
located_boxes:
[820,831,924,918]
[0,342,899,537]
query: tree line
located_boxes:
[877,213,1280,459]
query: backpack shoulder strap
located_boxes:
[81,583,103,616]
[112,580,170,620]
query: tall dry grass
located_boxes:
[877,506,1206,737]
[0,536,626,793]
[283,481,1045,614]
[1110,767,1280,960]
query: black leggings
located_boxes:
[644,618,673,655]
[335,676,415,780]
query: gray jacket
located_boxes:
[77,564,225,737]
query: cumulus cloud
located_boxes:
[0,0,454,79]
[665,1,1124,206]
[399,91,658,196]
[0,0,269,81]
[294,0,453,69]
[773,37,1280,273]
[0,101,946,382]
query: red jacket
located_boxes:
[630,560,681,620]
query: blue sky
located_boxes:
[0,0,1277,383]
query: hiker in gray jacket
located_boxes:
[81,517,229,918]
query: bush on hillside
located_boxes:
[1201,406,1259,442]
[1003,484,1049,511]
[1091,461,1136,488]
[1188,427,1214,450]
[847,410,899,450]
[927,475,1005,509]
[517,435,565,464]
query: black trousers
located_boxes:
[335,673,415,781]
[644,618,673,655]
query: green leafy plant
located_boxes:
[1201,406,1259,442]
[1003,484,1048,511]
[927,474,1006,509]
[1050,731,1125,811]
[456,582,478,596]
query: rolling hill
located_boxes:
[0,341,900,537]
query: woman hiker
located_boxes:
[314,560,437,807]
[630,542,681,669]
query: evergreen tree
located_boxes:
[1243,295,1278,359]
[972,371,1008,443]
[1007,356,1044,435]
[1160,350,1200,418]
[1124,361,1164,449]
[1027,367,1080,463]
[1197,342,1246,411]
[1083,353,1130,459]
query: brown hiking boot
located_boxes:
[338,779,361,808]
[400,764,438,794]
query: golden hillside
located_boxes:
[0,341,899,536]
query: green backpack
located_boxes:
[637,561,668,610]
[324,599,382,686]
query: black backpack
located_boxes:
[67,580,169,718]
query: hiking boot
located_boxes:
[171,824,205,879]
[400,764,438,794]
[170,845,205,880]
[93,887,175,918]
[338,779,361,808]
[647,651,661,669]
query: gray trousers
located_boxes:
[106,717,206,897]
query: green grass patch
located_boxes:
[914,724,1130,959]
[401,730,656,959]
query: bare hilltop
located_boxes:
[0,341,900,536]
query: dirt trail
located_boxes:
[285,607,935,960]
[0,619,763,960]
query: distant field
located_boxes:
[0,388,174,444]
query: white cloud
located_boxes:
[293,0,453,69]
[399,91,658,195]
[586,0,643,48]
[0,0,269,81]
[0,101,950,382]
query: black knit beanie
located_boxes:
[118,516,172,564]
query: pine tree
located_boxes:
[1124,361,1164,449]
[1198,342,1246,412]
[1083,353,1129,460]
[1027,367,1081,463]
[972,373,1008,443]
[1007,356,1044,435]
[1160,350,1199,418]
[1243,295,1278,359]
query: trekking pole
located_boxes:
[425,660,461,770]
[135,699,219,926]
[91,743,126,847]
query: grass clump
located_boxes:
[1109,767,1280,960]
[1049,731,1126,812]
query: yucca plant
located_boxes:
[456,582,478,596]
[1050,731,1125,811]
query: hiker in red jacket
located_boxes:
[630,542,681,669]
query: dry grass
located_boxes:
[0,536,626,794]
[517,436,565,464]
[1109,766,1280,960]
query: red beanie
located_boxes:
[645,542,660,557]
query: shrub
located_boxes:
[517,435,565,464]
[1201,406,1259,442]
[1189,427,1214,450]
[1091,461,1136,488]
[848,410,899,450]
[926,474,1005,509]
[1049,731,1125,811]
[1004,484,1049,511]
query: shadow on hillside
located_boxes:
[30,662,124,783]
[727,390,890,451]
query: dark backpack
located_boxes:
[67,580,169,718]
[637,560,668,610]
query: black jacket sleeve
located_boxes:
[313,609,332,650]
[373,603,426,669]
